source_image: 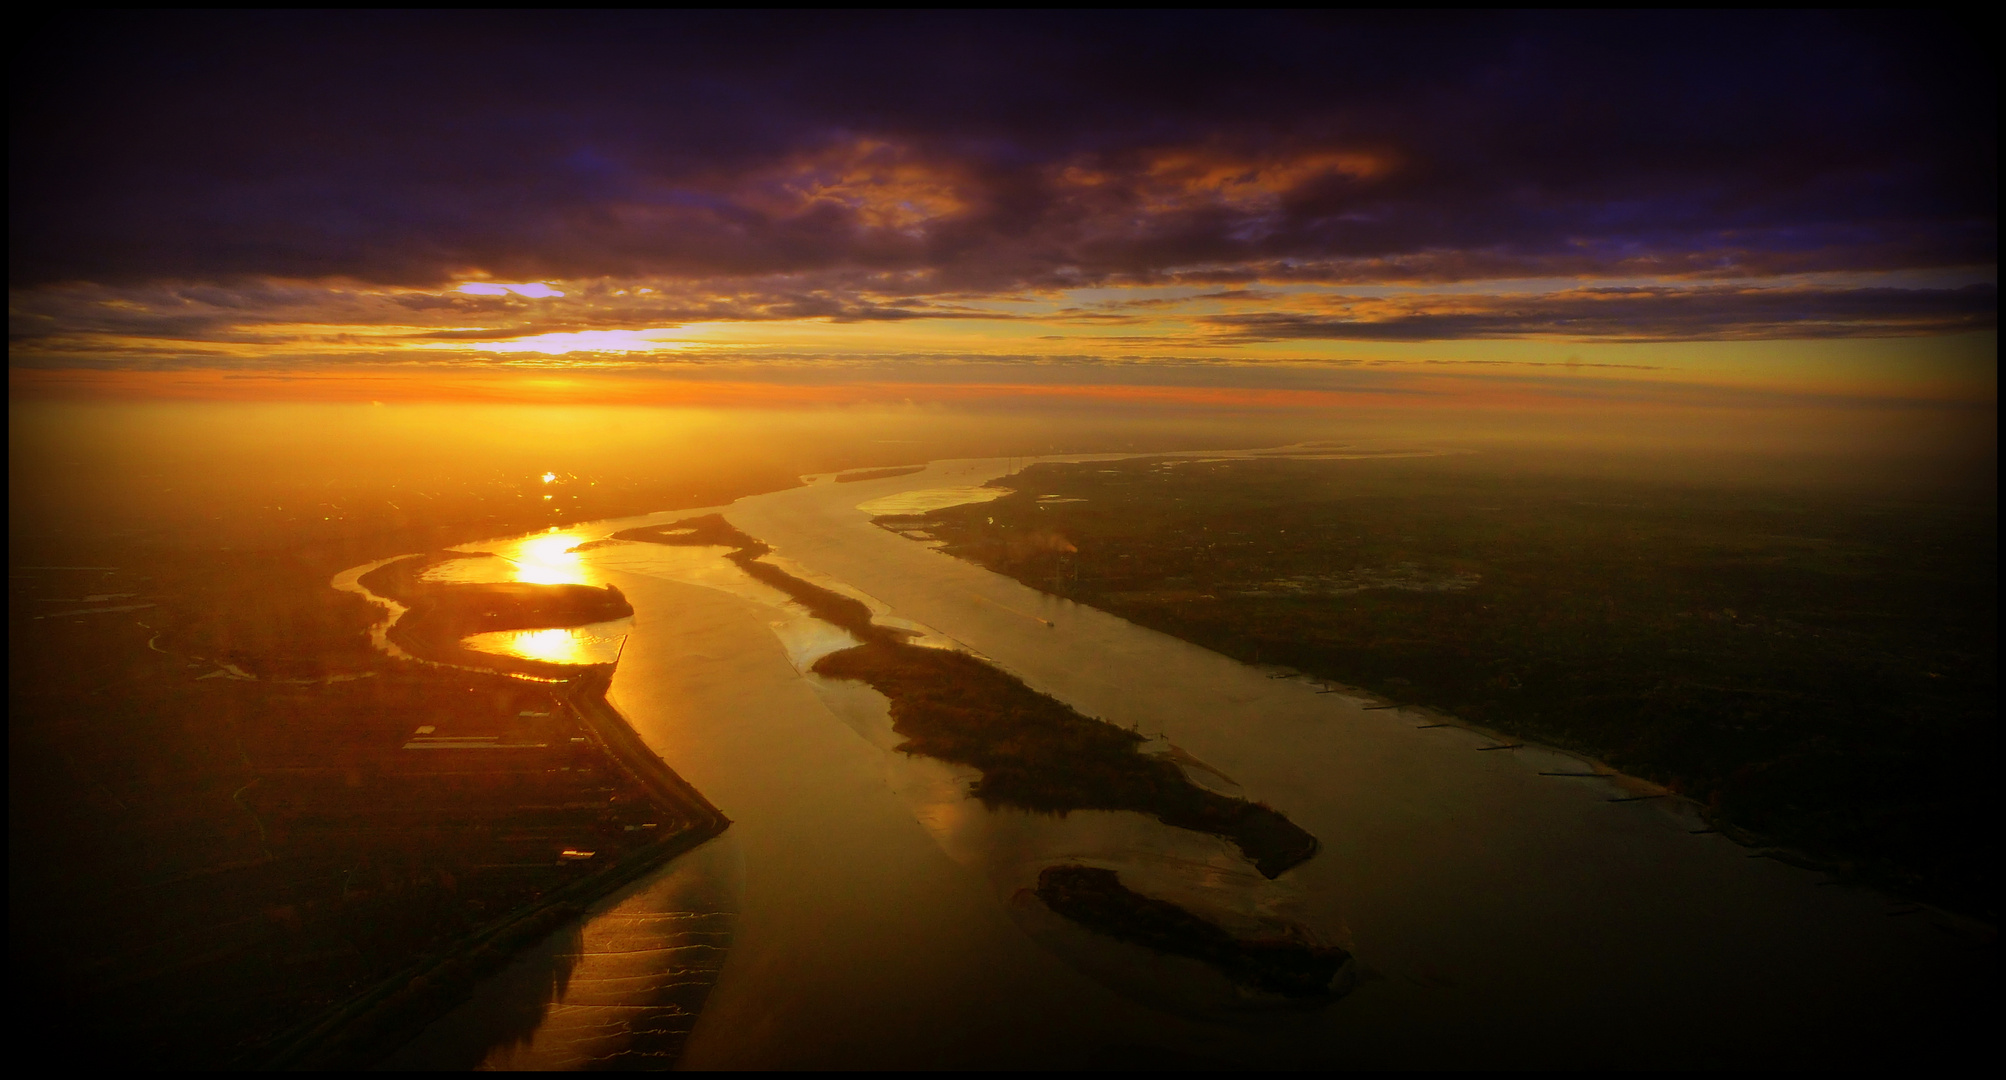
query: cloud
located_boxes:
[1200,284,1998,342]
[457,282,566,298]
[5,273,992,356]
[10,276,1994,375]
[10,12,1991,297]
[6,10,1991,391]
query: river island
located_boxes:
[613,514,1350,996]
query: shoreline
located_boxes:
[612,513,1354,997]
[878,450,1997,935]
[260,820,724,1070]
[272,558,732,1069]
[299,441,1990,1066]
[615,514,1320,878]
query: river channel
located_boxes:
[379,448,1986,1069]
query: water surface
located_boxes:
[380,447,1988,1068]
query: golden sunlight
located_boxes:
[439,329,694,354]
[509,531,591,585]
[461,625,626,665]
[455,282,567,298]
[14,14,1994,1069]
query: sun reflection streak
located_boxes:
[500,627,587,663]
[462,625,628,665]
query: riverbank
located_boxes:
[262,815,722,1069]
[912,453,1999,918]
[834,465,928,483]
[11,551,729,1069]
[1034,865,1350,998]
[258,556,730,1068]
[617,515,1318,878]
[357,552,635,678]
[704,451,1995,1066]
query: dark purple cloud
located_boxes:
[1200,284,1997,343]
[10,11,1993,294]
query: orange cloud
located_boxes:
[1134,147,1394,214]
[744,138,972,234]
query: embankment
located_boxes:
[264,556,728,1069]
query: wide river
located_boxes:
[384,449,1985,1069]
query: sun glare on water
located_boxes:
[463,625,627,665]
[482,627,591,664]
[510,531,590,584]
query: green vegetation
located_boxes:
[618,515,1319,877]
[1035,865,1350,998]
[914,454,1998,915]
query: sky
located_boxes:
[8,12,1996,416]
